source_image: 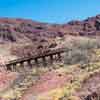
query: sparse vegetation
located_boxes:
[64,38,100,66]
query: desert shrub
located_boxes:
[64,38,100,65]
[71,38,100,50]
[64,48,89,65]
[95,38,100,48]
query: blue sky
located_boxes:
[0,0,100,23]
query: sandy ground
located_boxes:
[21,70,73,100]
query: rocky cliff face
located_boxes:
[62,14,100,36]
[0,18,63,43]
[0,15,100,43]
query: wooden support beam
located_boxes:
[58,53,62,61]
[42,57,47,66]
[27,60,32,68]
[50,55,53,64]
[11,64,16,72]
[35,58,38,64]
[20,62,24,67]
[34,58,39,67]
[6,64,12,70]
[15,63,21,71]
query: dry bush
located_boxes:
[64,38,100,65]
[64,48,89,65]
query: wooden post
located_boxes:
[58,53,61,61]
[11,64,16,72]
[27,60,32,68]
[42,57,47,66]
[35,58,39,67]
[50,54,53,64]
[20,62,24,67]
[18,62,24,72]
[6,64,12,70]
[16,63,21,71]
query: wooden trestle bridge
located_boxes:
[5,48,66,71]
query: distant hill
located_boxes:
[0,15,100,42]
